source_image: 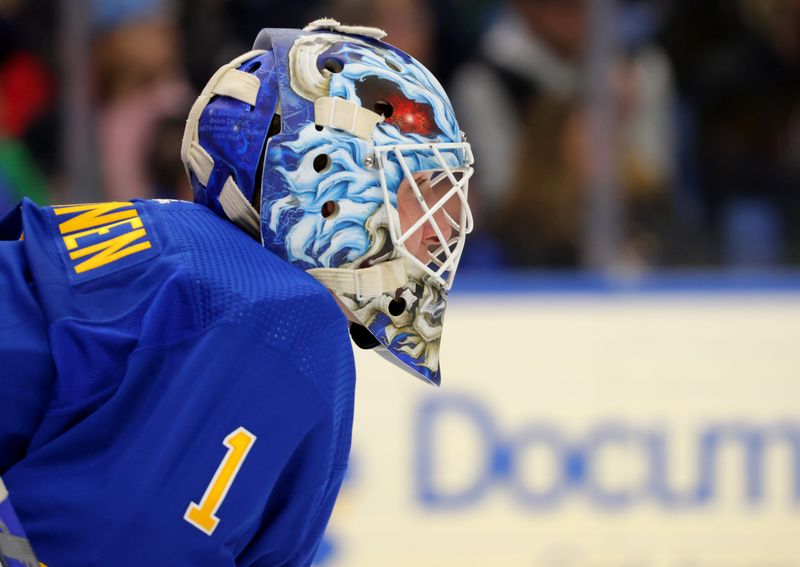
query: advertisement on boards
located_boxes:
[317,290,800,567]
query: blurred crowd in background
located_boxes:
[1,0,799,270]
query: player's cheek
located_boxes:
[398,187,423,232]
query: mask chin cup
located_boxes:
[349,323,381,350]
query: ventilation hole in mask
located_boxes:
[350,324,380,350]
[388,297,406,316]
[323,58,344,74]
[315,124,324,131]
[321,200,339,219]
[313,154,331,173]
[374,100,394,118]
[267,113,282,138]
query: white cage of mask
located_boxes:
[374,142,474,290]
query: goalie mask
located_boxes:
[182,20,474,386]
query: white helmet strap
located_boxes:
[314,96,384,141]
[307,258,409,299]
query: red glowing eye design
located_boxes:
[381,93,437,136]
[355,75,442,137]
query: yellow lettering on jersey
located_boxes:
[54,202,138,234]
[62,216,144,251]
[185,427,257,536]
[54,202,153,274]
[68,228,152,274]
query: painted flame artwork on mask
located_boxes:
[184,21,474,385]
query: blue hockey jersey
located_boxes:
[0,198,355,566]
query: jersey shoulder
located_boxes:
[19,196,344,350]
[147,199,349,358]
[17,197,353,422]
[152,200,356,466]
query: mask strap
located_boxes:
[314,96,384,141]
[307,257,408,299]
[181,49,266,186]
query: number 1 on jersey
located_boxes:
[184,426,257,535]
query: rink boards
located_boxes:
[317,279,800,567]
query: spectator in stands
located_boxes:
[451,0,676,268]
[92,2,192,202]
[452,0,584,236]
[661,0,800,266]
